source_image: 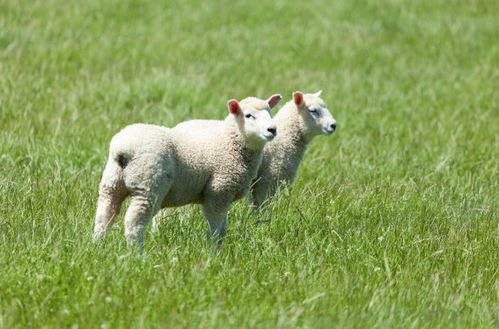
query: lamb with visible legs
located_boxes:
[93,94,282,251]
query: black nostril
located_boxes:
[330,123,337,130]
[267,127,276,135]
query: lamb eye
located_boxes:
[309,109,320,116]
[245,114,254,119]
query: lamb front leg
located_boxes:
[201,203,229,249]
[250,177,270,210]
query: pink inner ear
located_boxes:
[228,100,239,114]
[294,92,303,106]
[268,95,282,109]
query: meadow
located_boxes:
[0,0,498,328]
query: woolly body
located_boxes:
[93,95,281,250]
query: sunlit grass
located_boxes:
[0,0,498,328]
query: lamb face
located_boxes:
[294,91,337,137]
[227,94,281,150]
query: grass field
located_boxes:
[1,0,498,328]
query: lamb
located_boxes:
[250,91,336,208]
[93,94,282,251]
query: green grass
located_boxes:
[1,0,498,327]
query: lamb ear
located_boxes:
[227,99,241,114]
[293,91,304,107]
[267,94,282,109]
[313,90,322,97]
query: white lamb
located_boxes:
[250,91,336,208]
[93,94,282,251]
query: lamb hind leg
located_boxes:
[93,186,128,241]
[150,208,175,234]
[124,191,169,253]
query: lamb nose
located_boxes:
[330,123,337,130]
[267,127,277,136]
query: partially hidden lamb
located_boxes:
[250,91,336,208]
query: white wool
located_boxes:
[93,95,281,251]
[250,91,336,208]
